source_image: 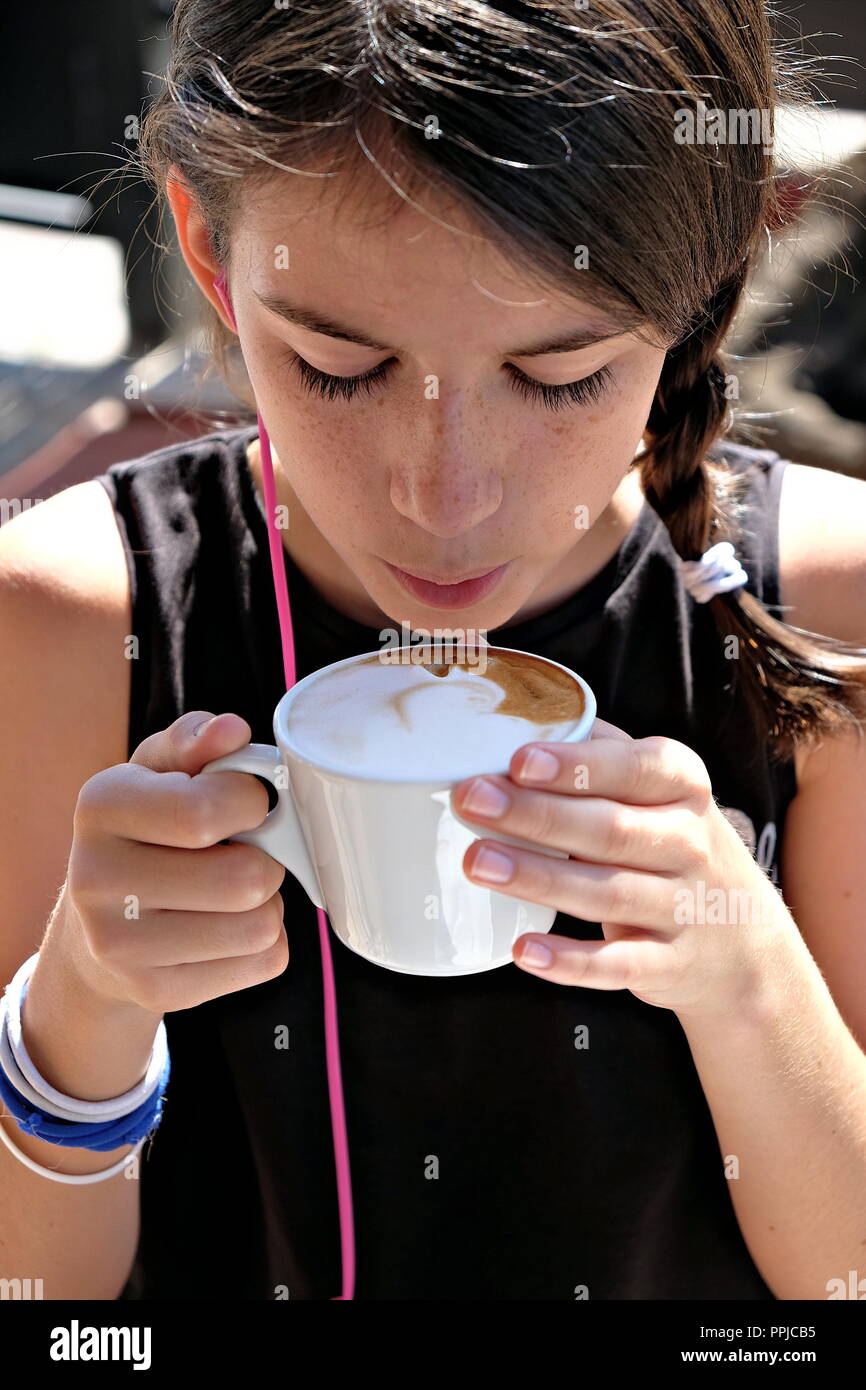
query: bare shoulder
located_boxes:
[776,462,866,786]
[777,462,866,644]
[0,474,132,765]
[0,478,129,609]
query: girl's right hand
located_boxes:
[57,711,289,1014]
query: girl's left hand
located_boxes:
[451,717,798,1021]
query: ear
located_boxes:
[165,164,236,333]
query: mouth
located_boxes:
[382,559,511,609]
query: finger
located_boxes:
[146,935,290,1013]
[92,894,286,969]
[76,760,271,848]
[506,734,711,806]
[74,839,286,915]
[511,932,673,990]
[462,838,677,930]
[130,710,252,775]
[451,776,696,871]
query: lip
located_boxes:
[382,559,511,609]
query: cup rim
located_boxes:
[272,644,597,785]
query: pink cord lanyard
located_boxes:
[213,272,355,1301]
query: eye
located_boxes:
[288,351,395,401]
[505,362,614,411]
[286,348,614,410]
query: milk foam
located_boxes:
[285,653,585,779]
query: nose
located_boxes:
[389,386,503,538]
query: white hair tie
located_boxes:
[678,541,749,604]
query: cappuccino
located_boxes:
[284,647,586,779]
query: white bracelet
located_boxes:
[0,1114,146,1185]
[0,1016,88,1120]
[1,953,167,1122]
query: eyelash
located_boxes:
[505,362,613,411]
[286,351,614,411]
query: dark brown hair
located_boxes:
[134,0,866,758]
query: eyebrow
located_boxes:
[252,288,629,357]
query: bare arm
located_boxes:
[1,897,164,1299]
[0,480,146,1298]
[0,478,288,1301]
[679,462,866,1299]
[678,887,866,1301]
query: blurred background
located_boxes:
[0,0,865,508]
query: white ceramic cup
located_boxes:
[200,646,596,976]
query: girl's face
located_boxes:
[174,168,669,632]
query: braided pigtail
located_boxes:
[640,283,866,761]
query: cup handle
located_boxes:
[199,743,326,910]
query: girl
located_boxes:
[1,0,866,1301]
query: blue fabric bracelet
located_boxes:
[0,1050,170,1150]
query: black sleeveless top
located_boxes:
[95,424,795,1301]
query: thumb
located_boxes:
[130,710,253,776]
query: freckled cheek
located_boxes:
[506,389,651,544]
[267,401,385,530]
[517,408,624,485]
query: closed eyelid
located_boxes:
[291,347,610,380]
[510,342,619,365]
[509,339,629,375]
[292,351,609,385]
[287,348,614,410]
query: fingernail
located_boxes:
[462,777,510,818]
[518,748,561,783]
[471,845,514,883]
[193,715,218,738]
[519,939,554,968]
